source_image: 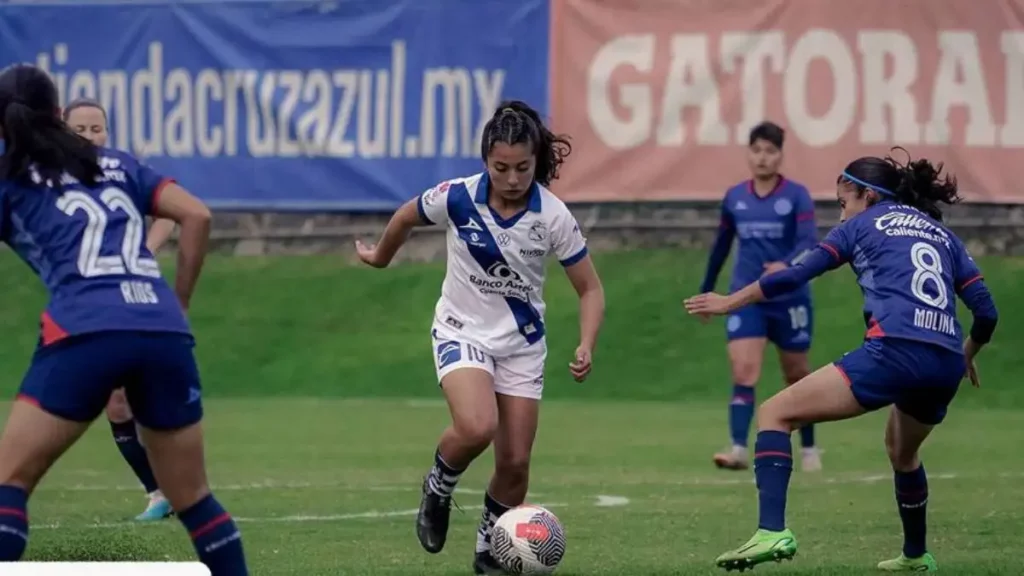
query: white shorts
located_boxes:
[430,332,547,400]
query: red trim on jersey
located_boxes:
[795,211,815,222]
[747,175,786,199]
[15,393,40,409]
[865,317,885,339]
[958,274,983,291]
[820,243,841,261]
[834,363,853,386]
[150,178,176,215]
[40,312,69,346]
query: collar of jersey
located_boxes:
[475,172,542,213]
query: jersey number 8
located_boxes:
[909,241,948,309]
[57,188,161,279]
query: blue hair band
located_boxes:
[842,171,894,197]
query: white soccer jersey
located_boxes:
[417,172,588,357]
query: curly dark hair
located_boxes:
[839,147,961,221]
[479,100,571,187]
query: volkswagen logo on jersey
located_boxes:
[497,233,512,247]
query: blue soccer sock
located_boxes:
[110,419,160,494]
[179,494,248,575]
[729,384,756,447]
[754,430,793,532]
[799,424,816,448]
[894,465,929,558]
[0,484,29,560]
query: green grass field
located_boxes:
[1,249,1022,575]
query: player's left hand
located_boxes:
[762,261,788,275]
[569,346,592,382]
[355,239,387,268]
[683,292,732,316]
[965,358,981,388]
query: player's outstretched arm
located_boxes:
[151,183,212,310]
[564,255,605,382]
[684,244,837,317]
[146,218,177,254]
[355,198,422,268]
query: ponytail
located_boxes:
[888,148,961,222]
[0,101,101,186]
[840,147,961,221]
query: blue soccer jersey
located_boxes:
[701,178,818,301]
[0,148,190,345]
[818,202,980,352]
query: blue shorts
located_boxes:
[835,338,965,425]
[18,331,203,431]
[725,297,813,352]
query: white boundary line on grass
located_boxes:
[37,470,1024,494]
[34,496,634,531]
[40,482,505,496]
[30,471,1024,530]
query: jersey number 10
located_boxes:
[57,188,161,279]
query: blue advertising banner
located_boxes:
[0,0,550,210]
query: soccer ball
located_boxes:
[490,505,566,574]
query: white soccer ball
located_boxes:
[490,505,566,574]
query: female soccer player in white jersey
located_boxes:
[356,100,605,574]
[63,98,176,521]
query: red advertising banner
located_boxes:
[550,0,1024,202]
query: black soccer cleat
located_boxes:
[473,550,507,575]
[416,477,453,554]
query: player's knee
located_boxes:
[453,415,497,449]
[756,396,793,431]
[730,361,761,386]
[494,452,531,486]
[885,432,920,472]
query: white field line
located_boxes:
[35,501,573,531]
[36,470,1024,494]
[30,471,1024,530]
[38,481,501,495]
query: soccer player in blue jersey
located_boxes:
[63,98,174,521]
[356,101,604,574]
[686,148,999,573]
[699,122,821,472]
[0,64,249,574]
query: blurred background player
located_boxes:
[355,101,605,575]
[0,64,248,574]
[698,121,821,472]
[63,98,176,521]
[686,149,998,572]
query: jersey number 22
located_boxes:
[57,187,161,279]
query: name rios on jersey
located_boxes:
[469,263,535,302]
[874,210,951,248]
